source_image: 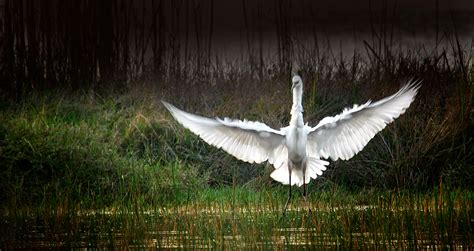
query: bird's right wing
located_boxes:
[162,101,286,165]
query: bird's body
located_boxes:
[281,79,311,186]
[286,126,306,163]
[162,76,421,189]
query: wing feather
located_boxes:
[162,101,286,164]
[307,80,421,161]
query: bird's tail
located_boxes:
[270,157,329,187]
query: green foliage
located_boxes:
[0,93,208,208]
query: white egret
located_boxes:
[162,76,421,210]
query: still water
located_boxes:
[2,204,470,249]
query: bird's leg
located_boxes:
[303,168,312,220]
[303,174,307,201]
[282,165,292,216]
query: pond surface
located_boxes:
[2,204,471,249]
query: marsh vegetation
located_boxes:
[0,0,473,248]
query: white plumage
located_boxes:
[162,76,421,188]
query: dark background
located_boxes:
[0,0,472,97]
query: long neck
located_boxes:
[290,87,304,127]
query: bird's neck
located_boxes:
[291,88,304,127]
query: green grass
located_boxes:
[0,92,210,208]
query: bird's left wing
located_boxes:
[306,80,421,161]
[162,101,286,165]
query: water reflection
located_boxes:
[1,204,469,249]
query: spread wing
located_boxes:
[307,80,421,161]
[162,101,286,165]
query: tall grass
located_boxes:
[1,186,472,249]
[0,92,209,208]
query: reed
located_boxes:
[0,1,472,248]
[1,185,472,249]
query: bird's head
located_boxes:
[291,75,303,90]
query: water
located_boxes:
[2,203,470,249]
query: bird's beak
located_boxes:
[291,82,295,90]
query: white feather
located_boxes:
[307,79,421,161]
[161,101,286,165]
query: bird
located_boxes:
[162,75,421,211]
